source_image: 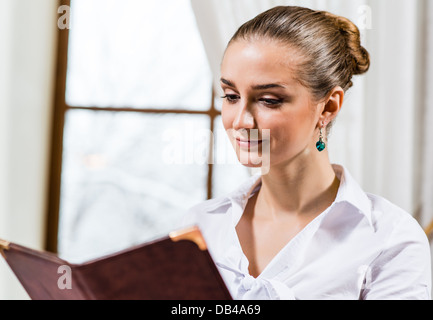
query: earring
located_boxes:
[316,127,326,152]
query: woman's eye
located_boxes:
[221,94,240,103]
[221,95,284,107]
[259,98,284,106]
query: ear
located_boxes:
[317,86,344,127]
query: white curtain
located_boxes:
[421,0,433,230]
[190,0,433,231]
[0,0,57,299]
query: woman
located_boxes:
[183,6,431,300]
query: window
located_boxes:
[47,0,251,262]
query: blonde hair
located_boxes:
[229,6,370,101]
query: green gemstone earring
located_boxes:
[316,128,326,152]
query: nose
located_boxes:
[232,101,255,131]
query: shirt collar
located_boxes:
[331,164,373,227]
[203,174,261,214]
[210,164,373,228]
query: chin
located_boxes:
[239,160,263,168]
[236,152,271,175]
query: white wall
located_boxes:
[0,0,58,300]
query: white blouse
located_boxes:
[182,164,432,300]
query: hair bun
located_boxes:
[334,15,370,75]
[351,45,370,75]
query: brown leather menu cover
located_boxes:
[0,226,232,300]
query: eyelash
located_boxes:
[221,95,284,107]
[221,94,239,104]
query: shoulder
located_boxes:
[367,192,430,271]
[362,194,431,299]
[367,192,426,242]
[333,164,426,243]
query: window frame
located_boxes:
[45,0,219,252]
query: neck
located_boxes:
[255,149,339,219]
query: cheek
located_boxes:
[267,121,289,145]
[264,115,306,147]
[254,109,287,140]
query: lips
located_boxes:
[236,138,263,148]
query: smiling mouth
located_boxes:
[236,138,263,149]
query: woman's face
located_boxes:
[220,39,323,170]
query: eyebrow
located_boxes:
[252,83,286,90]
[220,78,286,90]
